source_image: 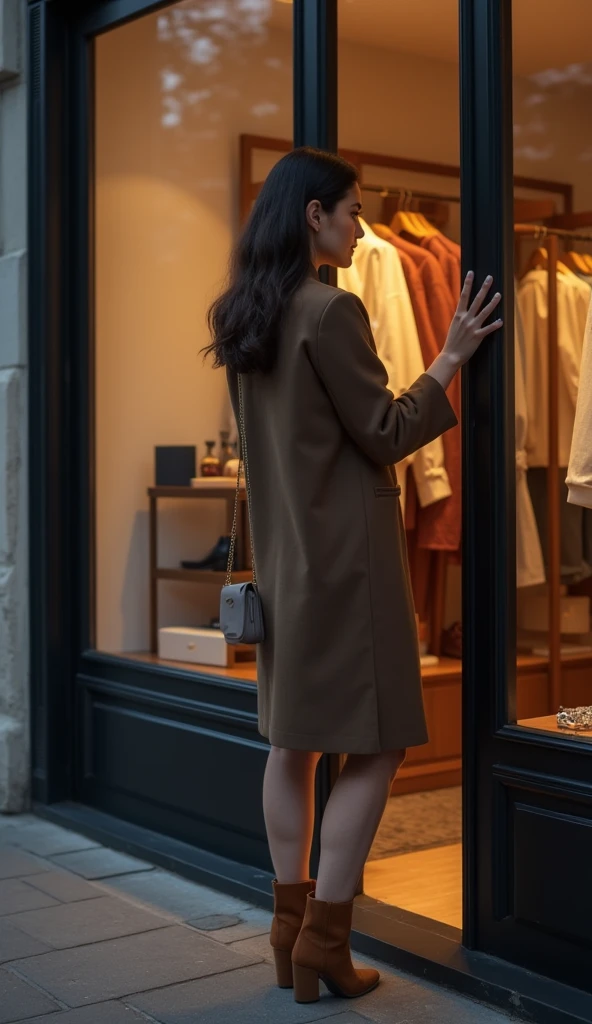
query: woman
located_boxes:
[206,148,502,1004]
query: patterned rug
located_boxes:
[368,786,462,860]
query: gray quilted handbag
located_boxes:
[220,375,265,645]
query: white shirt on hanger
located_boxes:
[515,295,545,588]
[567,301,592,508]
[518,267,591,468]
[338,220,451,513]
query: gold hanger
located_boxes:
[563,249,589,274]
[371,222,397,244]
[522,229,574,278]
[390,191,436,238]
[391,191,421,236]
[403,192,429,234]
[522,227,550,275]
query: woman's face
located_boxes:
[307,183,365,270]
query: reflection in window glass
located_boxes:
[512,2,592,739]
[94,1,292,682]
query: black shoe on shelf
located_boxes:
[181,535,232,572]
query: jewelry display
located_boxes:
[556,706,592,731]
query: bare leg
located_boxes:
[263,746,323,883]
[315,750,406,903]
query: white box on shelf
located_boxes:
[158,626,230,667]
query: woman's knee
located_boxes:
[270,746,323,771]
[369,748,406,778]
[346,747,406,778]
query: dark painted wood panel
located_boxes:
[488,769,592,989]
[514,802,592,946]
[76,667,271,869]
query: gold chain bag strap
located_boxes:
[219,375,265,645]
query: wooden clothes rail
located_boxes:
[515,223,592,707]
[516,224,592,244]
[360,183,461,204]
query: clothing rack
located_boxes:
[361,183,460,205]
[515,223,592,707]
[516,225,592,247]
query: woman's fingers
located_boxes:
[473,291,502,326]
[457,271,474,313]
[467,275,494,316]
[475,318,504,339]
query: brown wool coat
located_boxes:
[227,278,458,754]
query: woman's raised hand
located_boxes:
[443,271,503,368]
[425,272,503,392]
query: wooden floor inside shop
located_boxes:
[364,843,462,929]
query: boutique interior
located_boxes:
[94,0,592,929]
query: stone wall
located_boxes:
[0,0,29,812]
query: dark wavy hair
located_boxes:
[204,147,359,374]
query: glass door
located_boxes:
[512,0,592,736]
[465,0,592,989]
[336,0,464,931]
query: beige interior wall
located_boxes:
[339,42,460,164]
[514,73,592,210]
[95,10,292,652]
[338,40,462,241]
[95,7,592,652]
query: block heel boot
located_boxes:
[291,894,380,1003]
[270,879,316,988]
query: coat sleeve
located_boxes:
[314,290,458,468]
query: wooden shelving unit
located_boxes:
[392,650,592,795]
[148,483,249,654]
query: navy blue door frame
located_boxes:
[27,0,592,1017]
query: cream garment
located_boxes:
[567,301,592,508]
[338,220,451,513]
[518,268,591,467]
[515,296,545,587]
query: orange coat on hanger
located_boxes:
[389,234,462,553]
[420,235,461,300]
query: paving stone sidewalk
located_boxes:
[0,814,516,1024]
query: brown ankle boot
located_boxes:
[270,879,316,988]
[291,894,380,1002]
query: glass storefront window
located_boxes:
[512,2,592,740]
[337,0,463,930]
[94,0,293,681]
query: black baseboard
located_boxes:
[34,801,592,1024]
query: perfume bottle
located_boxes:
[223,441,242,478]
[219,429,233,470]
[200,440,221,477]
